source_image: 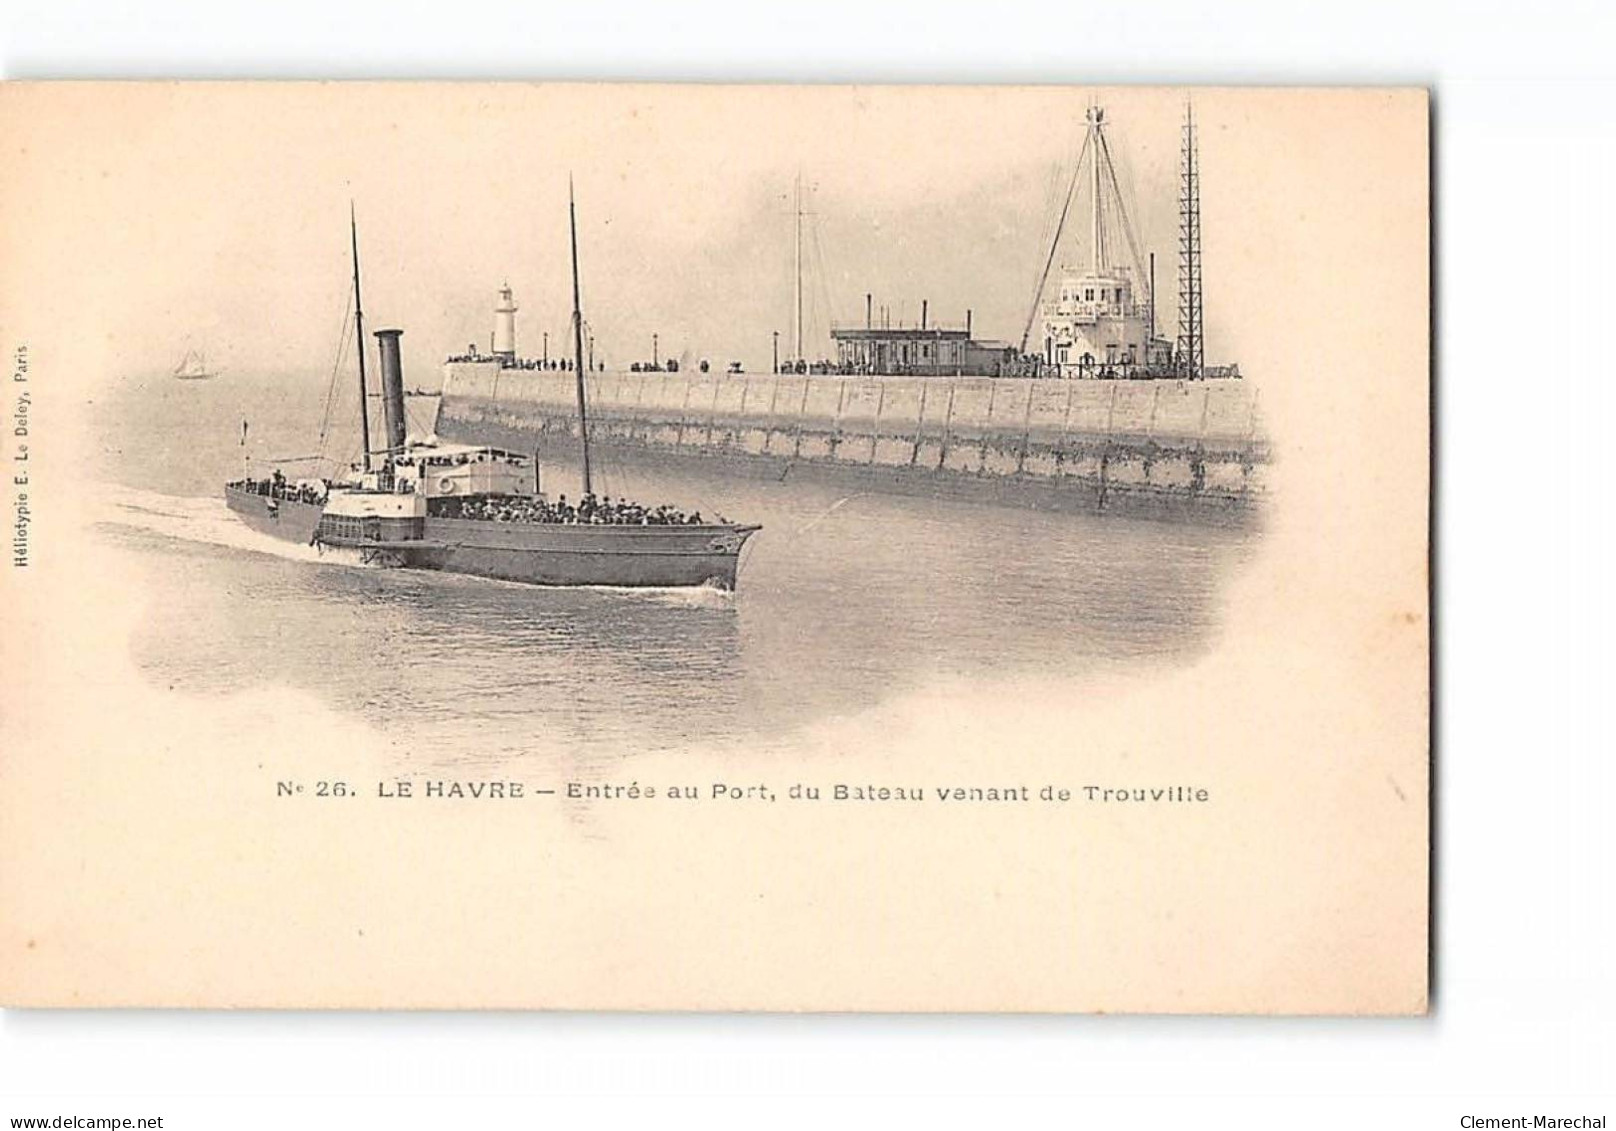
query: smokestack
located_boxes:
[922,299,928,330]
[966,308,973,340]
[866,293,872,330]
[374,328,407,455]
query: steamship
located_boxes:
[224,192,760,590]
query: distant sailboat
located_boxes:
[173,347,218,381]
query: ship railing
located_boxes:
[1041,301,1153,321]
[232,477,328,505]
[827,320,973,335]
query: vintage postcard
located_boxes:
[0,83,1428,1012]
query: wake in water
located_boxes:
[93,484,371,570]
[591,581,736,610]
[797,493,866,534]
[427,568,738,608]
[93,483,738,608]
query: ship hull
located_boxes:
[224,486,755,590]
[224,485,326,544]
[405,518,752,589]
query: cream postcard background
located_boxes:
[0,84,1427,1012]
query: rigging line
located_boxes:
[1019,128,1092,353]
[806,214,823,349]
[320,354,351,465]
[579,319,615,496]
[403,396,436,444]
[1047,110,1085,235]
[320,288,354,428]
[1031,108,1080,272]
[1025,162,1064,326]
[1036,162,1062,266]
[329,373,363,476]
[1037,160,1059,235]
[1040,107,1088,272]
[316,288,355,452]
[1097,129,1151,308]
[339,368,365,468]
[577,345,620,501]
[784,195,799,359]
[316,332,342,447]
[584,377,604,496]
[811,214,837,356]
[332,419,363,481]
[1109,125,1142,235]
[316,328,349,465]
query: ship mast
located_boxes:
[794,169,804,364]
[1089,105,1107,272]
[1019,100,1157,355]
[1018,126,1092,352]
[350,202,373,472]
[568,177,593,497]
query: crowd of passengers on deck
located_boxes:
[437,492,717,527]
[236,471,327,505]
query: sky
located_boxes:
[3,84,1261,394]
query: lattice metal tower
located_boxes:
[1176,100,1204,380]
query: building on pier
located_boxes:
[829,325,1019,377]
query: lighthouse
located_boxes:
[493,283,518,363]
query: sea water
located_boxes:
[90,372,1255,766]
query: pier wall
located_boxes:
[436,362,1269,522]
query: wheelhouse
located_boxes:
[383,443,539,501]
